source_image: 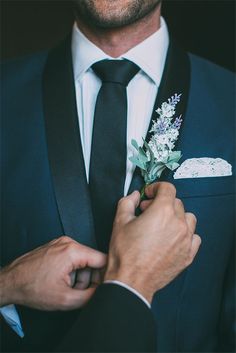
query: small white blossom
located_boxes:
[149,121,160,134]
[153,134,169,146]
[156,102,175,118]
[167,128,179,141]
[147,143,169,161]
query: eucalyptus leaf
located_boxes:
[169,151,182,160]
[138,154,148,164]
[165,162,177,171]
[131,139,139,151]
[129,156,146,170]
[138,146,147,157]
[160,155,168,164]
[148,163,166,181]
[172,162,180,169]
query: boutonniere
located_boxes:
[129,93,183,198]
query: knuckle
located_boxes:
[175,198,183,208]
[193,234,202,250]
[162,182,176,194]
[188,212,197,225]
[49,238,59,244]
[118,196,126,204]
[185,255,193,267]
[66,242,76,254]
[58,235,72,243]
[118,197,127,208]
[196,234,202,245]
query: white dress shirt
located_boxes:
[2,17,169,335]
[72,17,169,195]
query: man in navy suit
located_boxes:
[1,182,200,352]
[1,0,235,351]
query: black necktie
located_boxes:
[89,59,139,252]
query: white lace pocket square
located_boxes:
[173,158,232,179]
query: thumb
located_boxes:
[115,191,140,224]
[189,234,201,262]
[62,286,97,310]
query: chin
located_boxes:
[73,0,161,29]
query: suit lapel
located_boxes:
[128,41,191,351]
[129,39,191,193]
[43,36,96,248]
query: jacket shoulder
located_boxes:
[1,51,48,84]
[188,53,235,98]
[185,53,235,171]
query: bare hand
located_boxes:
[105,182,201,303]
[0,237,106,310]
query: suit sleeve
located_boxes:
[56,283,157,352]
[217,245,236,352]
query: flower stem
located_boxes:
[140,184,147,201]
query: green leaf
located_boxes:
[172,162,180,170]
[138,149,148,163]
[169,151,182,161]
[129,156,146,170]
[160,155,168,164]
[166,161,179,171]
[131,139,139,151]
[138,146,147,158]
[146,162,165,182]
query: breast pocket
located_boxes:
[172,175,235,199]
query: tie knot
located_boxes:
[92,59,140,86]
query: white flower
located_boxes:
[167,128,179,141]
[147,141,169,161]
[157,150,169,161]
[153,134,169,146]
[156,102,175,118]
[149,130,177,152]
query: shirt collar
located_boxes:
[72,17,169,87]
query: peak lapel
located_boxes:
[129,40,191,193]
[43,36,96,248]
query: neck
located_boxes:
[76,6,161,58]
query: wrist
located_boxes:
[104,268,154,304]
[0,267,14,307]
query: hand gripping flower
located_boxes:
[129,93,183,198]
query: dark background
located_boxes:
[0,0,235,71]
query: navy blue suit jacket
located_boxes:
[1,35,235,352]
